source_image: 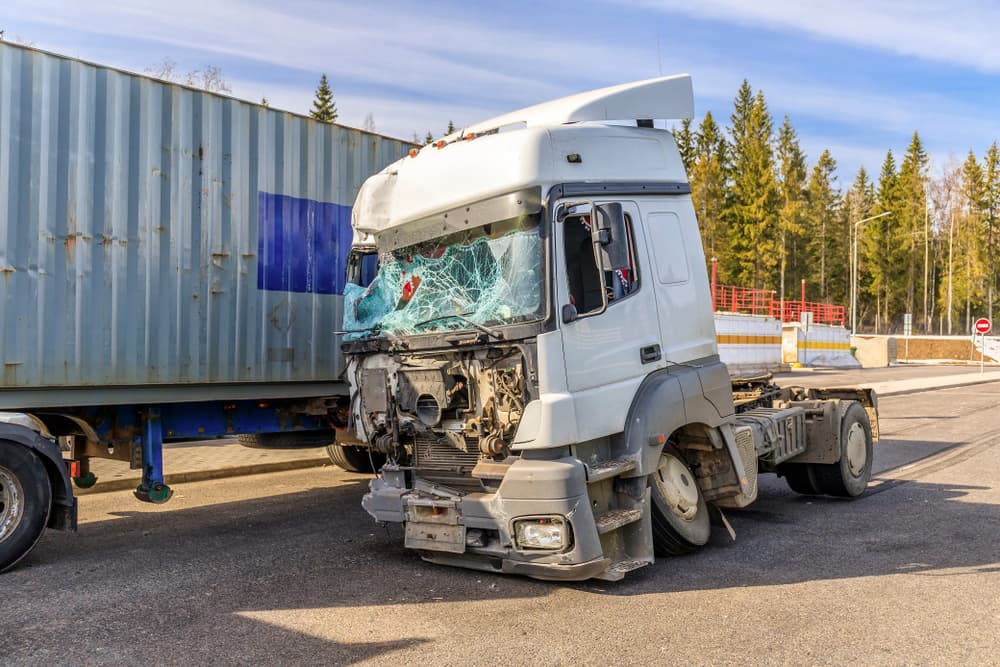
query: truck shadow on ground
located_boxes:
[582,474,999,597]
[3,440,996,664]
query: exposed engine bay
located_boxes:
[348,345,532,491]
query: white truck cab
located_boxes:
[341,77,877,581]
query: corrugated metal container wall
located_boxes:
[0,42,412,399]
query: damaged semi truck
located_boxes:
[341,76,878,581]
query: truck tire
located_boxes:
[779,463,820,495]
[812,402,873,498]
[236,430,335,449]
[648,445,711,555]
[0,441,52,572]
[325,444,385,473]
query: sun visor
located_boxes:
[375,187,543,252]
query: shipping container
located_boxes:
[0,42,414,409]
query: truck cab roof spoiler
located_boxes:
[452,75,694,138]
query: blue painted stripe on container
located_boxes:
[257,192,353,295]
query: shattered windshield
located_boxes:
[343,214,544,338]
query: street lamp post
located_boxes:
[852,211,893,336]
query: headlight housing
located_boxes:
[513,516,568,551]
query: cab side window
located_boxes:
[564,213,639,315]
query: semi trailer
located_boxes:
[341,76,878,581]
[0,42,412,571]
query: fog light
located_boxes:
[513,517,566,550]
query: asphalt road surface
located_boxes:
[3,381,999,666]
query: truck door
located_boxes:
[634,198,717,363]
[556,200,666,436]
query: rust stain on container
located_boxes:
[4,362,21,385]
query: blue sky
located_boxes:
[4,0,999,182]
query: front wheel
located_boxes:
[812,402,874,497]
[0,441,52,572]
[648,445,711,555]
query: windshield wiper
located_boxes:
[414,312,504,340]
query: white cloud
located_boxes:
[625,0,1000,72]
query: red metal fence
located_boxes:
[711,283,846,327]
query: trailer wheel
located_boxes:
[779,463,819,495]
[0,441,52,572]
[649,445,711,555]
[812,402,873,498]
[236,430,335,449]
[325,443,385,473]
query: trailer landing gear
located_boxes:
[72,459,98,489]
[133,408,173,505]
[134,482,173,504]
[73,471,98,489]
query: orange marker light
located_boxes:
[435,140,445,149]
[408,148,418,157]
[465,133,475,141]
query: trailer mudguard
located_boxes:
[0,416,77,531]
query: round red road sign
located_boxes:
[975,317,991,334]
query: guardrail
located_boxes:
[711,283,846,327]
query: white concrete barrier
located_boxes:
[714,313,784,376]
[783,323,860,368]
[851,335,897,368]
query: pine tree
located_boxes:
[775,115,807,304]
[674,118,695,174]
[867,151,901,331]
[690,112,729,278]
[804,150,841,301]
[958,151,986,331]
[898,132,929,323]
[446,120,456,135]
[983,141,1000,321]
[845,167,876,328]
[725,82,779,289]
[310,74,338,123]
[424,131,434,145]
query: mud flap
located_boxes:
[403,497,466,554]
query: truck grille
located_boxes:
[413,434,482,491]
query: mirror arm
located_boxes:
[589,238,609,317]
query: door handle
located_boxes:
[640,344,661,364]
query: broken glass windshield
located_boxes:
[343,214,544,338]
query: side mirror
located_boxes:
[592,203,630,270]
[561,303,579,323]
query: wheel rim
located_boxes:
[654,453,699,521]
[0,465,25,543]
[845,422,867,476]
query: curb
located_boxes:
[869,373,1000,397]
[75,456,331,495]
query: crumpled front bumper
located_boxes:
[361,457,608,581]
